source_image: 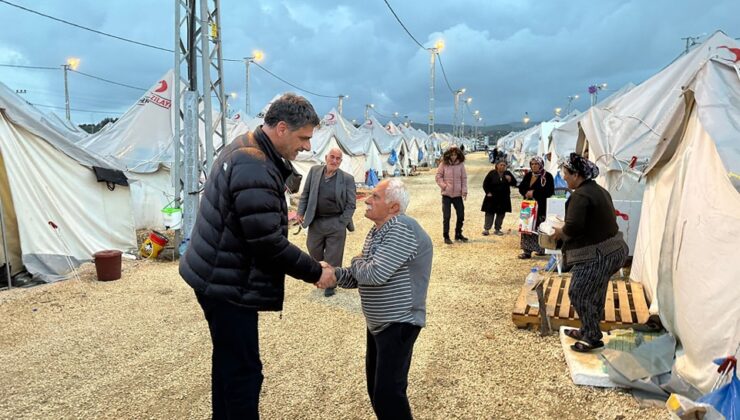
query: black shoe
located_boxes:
[444,238,454,245]
[517,252,532,259]
[324,287,336,297]
[455,235,469,242]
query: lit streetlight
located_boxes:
[460,97,472,137]
[62,57,80,122]
[243,49,264,115]
[588,82,608,106]
[554,107,562,118]
[453,87,466,137]
[427,39,444,134]
[225,92,237,117]
[523,112,530,127]
[565,94,580,114]
[364,103,375,121]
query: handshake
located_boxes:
[316,261,337,289]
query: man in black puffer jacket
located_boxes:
[180,93,336,419]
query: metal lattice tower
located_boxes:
[173,0,227,251]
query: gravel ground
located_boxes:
[0,152,667,419]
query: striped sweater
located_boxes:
[335,214,433,334]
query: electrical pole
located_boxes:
[173,0,227,254]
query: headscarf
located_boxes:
[530,156,545,177]
[562,153,599,180]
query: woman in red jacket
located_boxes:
[435,146,468,244]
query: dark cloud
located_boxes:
[0,0,737,126]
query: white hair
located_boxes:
[384,179,410,213]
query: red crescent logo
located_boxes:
[234,114,241,120]
[327,113,335,121]
[154,80,168,93]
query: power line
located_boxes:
[435,53,455,94]
[0,0,341,98]
[0,0,172,53]
[251,62,338,99]
[70,69,147,91]
[381,0,426,50]
[0,63,58,71]
[31,102,122,115]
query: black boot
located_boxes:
[455,234,469,242]
[444,237,453,245]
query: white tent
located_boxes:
[47,111,89,140]
[77,70,229,230]
[76,70,178,230]
[0,82,137,282]
[360,117,409,176]
[577,31,740,393]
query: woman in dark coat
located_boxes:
[553,153,628,352]
[481,159,517,236]
[517,156,554,258]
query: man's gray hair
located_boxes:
[385,179,410,213]
[263,93,320,130]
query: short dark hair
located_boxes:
[263,93,320,130]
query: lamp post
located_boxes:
[460,97,472,137]
[337,94,349,115]
[554,107,562,118]
[427,39,444,134]
[225,92,237,117]
[523,112,530,128]
[453,87,466,136]
[243,49,264,116]
[62,57,80,122]
[565,94,579,114]
[364,103,375,121]
[473,110,480,138]
[588,83,607,106]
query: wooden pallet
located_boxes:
[512,273,651,331]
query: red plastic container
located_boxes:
[93,250,122,281]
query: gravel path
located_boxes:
[0,152,666,419]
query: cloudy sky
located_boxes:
[0,0,737,127]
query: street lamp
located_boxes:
[554,107,562,118]
[427,39,444,134]
[523,112,530,127]
[473,110,480,138]
[453,87,466,136]
[225,92,237,117]
[460,97,472,137]
[62,57,80,122]
[588,82,608,106]
[243,49,264,116]
[337,94,349,115]
[565,94,579,114]
[364,103,375,121]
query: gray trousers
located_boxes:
[568,245,628,344]
[307,216,348,270]
[483,213,505,231]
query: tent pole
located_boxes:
[0,193,12,290]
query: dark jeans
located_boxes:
[196,292,263,420]
[442,196,465,239]
[483,212,505,231]
[366,323,421,420]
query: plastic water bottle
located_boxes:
[524,267,540,308]
[178,237,190,256]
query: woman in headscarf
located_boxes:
[517,156,554,258]
[553,153,628,352]
[481,158,517,236]
[436,146,468,244]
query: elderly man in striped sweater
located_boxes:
[320,178,433,420]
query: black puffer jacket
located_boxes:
[180,127,322,311]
